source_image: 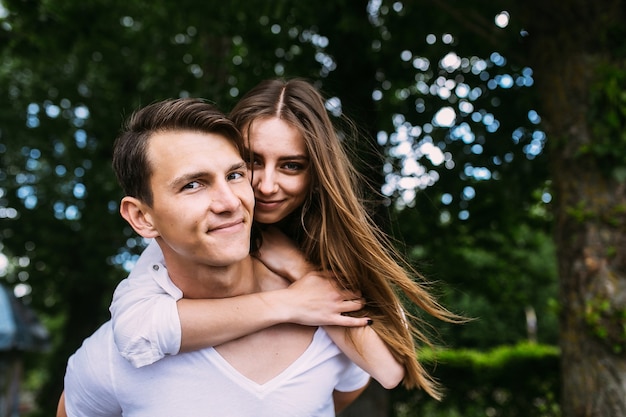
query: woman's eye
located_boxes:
[283,162,303,171]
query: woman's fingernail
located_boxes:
[367,319,374,326]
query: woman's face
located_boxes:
[246,117,312,225]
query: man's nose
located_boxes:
[210,182,241,213]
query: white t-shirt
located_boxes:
[64,322,369,417]
[109,240,180,367]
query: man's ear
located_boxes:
[119,196,159,238]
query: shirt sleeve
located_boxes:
[64,323,122,417]
[334,359,371,393]
[109,240,183,367]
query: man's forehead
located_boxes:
[148,130,238,155]
[147,130,242,176]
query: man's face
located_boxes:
[145,130,254,268]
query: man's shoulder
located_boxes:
[77,321,115,353]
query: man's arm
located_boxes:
[56,392,67,417]
[333,384,370,414]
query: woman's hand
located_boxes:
[284,271,369,327]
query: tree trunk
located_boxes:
[522,1,626,415]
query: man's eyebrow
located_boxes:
[168,171,211,188]
[169,161,247,188]
[229,161,247,171]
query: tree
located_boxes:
[511,1,626,415]
[378,1,626,414]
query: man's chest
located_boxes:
[214,323,316,384]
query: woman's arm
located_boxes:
[111,240,369,366]
[325,326,404,389]
[177,274,370,352]
[256,227,406,389]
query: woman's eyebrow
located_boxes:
[275,154,309,161]
[248,151,309,162]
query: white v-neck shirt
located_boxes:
[64,322,369,417]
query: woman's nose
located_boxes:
[255,168,279,194]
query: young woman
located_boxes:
[110,78,462,399]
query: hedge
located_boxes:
[390,343,560,417]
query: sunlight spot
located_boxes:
[400,50,412,61]
[462,186,476,200]
[441,52,461,72]
[46,104,60,118]
[433,107,456,127]
[528,109,541,124]
[325,97,342,117]
[74,105,90,119]
[377,131,388,146]
[0,253,7,275]
[420,142,445,165]
[495,11,510,28]
[412,57,429,71]
[455,83,470,98]
[14,283,31,297]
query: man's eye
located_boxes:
[182,181,201,190]
[228,171,246,181]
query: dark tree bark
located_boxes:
[517,1,626,415]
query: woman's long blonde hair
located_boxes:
[230,78,463,399]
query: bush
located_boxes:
[391,343,560,417]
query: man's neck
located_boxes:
[160,249,258,299]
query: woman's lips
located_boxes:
[255,199,284,211]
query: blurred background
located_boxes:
[0,1,624,416]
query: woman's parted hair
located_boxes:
[112,98,242,206]
[230,78,465,399]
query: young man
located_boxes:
[57,98,369,417]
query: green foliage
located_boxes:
[395,205,559,348]
[585,296,626,354]
[391,343,561,417]
[587,62,626,180]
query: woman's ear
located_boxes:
[119,196,159,238]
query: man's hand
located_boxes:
[282,272,370,327]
